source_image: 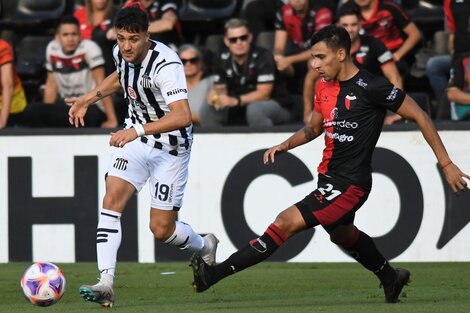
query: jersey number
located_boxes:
[318,183,342,201]
[155,182,170,201]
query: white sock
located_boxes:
[164,221,204,252]
[96,208,122,286]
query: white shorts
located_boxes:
[107,139,190,210]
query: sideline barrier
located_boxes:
[1,123,469,263]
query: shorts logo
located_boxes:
[127,86,137,100]
[113,158,128,171]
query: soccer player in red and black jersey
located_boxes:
[190,25,470,303]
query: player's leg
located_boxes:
[79,139,149,307]
[148,148,219,265]
[327,223,410,303]
[191,204,307,292]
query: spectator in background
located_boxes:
[346,0,421,77]
[74,0,117,76]
[178,44,214,125]
[241,0,285,40]
[124,0,183,48]
[446,53,470,121]
[0,38,27,128]
[24,16,117,128]
[273,0,334,92]
[200,19,297,127]
[444,0,470,59]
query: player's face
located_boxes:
[179,49,202,78]
[116,28,150,64]
[310,41,343,81]
[338,15,361,43]
[57,24,81,54]
[224,26,252,57]
[289,0,307,12]
[90,0,109,10]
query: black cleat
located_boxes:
[383,268,411,303]
[190,253,213,292]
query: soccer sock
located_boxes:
[164,221,204,252]
[96,208,122,286]
[339,227,396,286]
[211,223,287,284]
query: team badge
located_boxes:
[345,94,356,110]
[140,74,152,89]
[127,86,137,99]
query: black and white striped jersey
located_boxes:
[113,40,192,156]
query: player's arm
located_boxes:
[381,62,403,89]
[91,66,118,128]
[264,109,323,164]
[66,71,121,127]
[148,10,178,34]
[0,62,14,128]
[108,98,191,148]
[393,22,421,62]
[396,95,469,193]
[273,29,287,56]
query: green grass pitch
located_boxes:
[2,262,469,313]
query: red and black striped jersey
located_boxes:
[314,69,405,186]
[444,0,470,55]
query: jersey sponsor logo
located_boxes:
[113,158,128,171]
[324,119,358,129]
[140,74,152,89]
[324,129,354,142]
[355,78,368,88]
[127,86,137,100]
[166,88,187,96]
[386,87,399,101]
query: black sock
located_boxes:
[211,223,287,284]
[341,228,396,286]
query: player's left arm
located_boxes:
[148,10,178,33]
[396,95,470,193]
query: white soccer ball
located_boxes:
[20,262,66,306]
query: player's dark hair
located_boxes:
[114,6,149,34]
[309,24,351,55]
[57,15,80,31]
[335,6,361,23]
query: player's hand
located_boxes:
[109,128,138,148]
[66,96,88,127]
[442,162,470,195]
[263,143,288,165]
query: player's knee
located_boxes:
[102,194,125,212]
[272,214,293,236]
[149,221,174,242]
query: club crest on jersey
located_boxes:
[127,86,137,100]
[140,74,152,89]
[345,94,356,110]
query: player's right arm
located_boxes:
[264,109,323,165]
[66,71,121,127]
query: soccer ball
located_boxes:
[20,262,66,306]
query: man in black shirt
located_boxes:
[190,25,469,303]
[199,18,296,127]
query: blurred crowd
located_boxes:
[0,0,468,129]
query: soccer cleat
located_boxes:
[383,268,411,303]
[190,253,213,293]
[79,282,114,307]
[200,233,219,266]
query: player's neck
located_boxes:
[337,61,359,82]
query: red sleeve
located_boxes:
[314,80,324,113]
[315,7,333,32]
[0,40,14,66]
[444,0,455,33]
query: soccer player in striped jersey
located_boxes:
[66,6,218,307]
[190,25,469,303]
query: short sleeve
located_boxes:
[448,55,465,89]
[386,2,411,30]
[366,76,405,112]
[255,51,276,84]
[0,40,14,66]
[274,7,286,31]
[155,62,188,105]
[212,53,227,85]
[83,40,105,69]
[371,38,394,66]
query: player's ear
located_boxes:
[337,48,347,62]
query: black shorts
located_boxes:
[295,174,370,232]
